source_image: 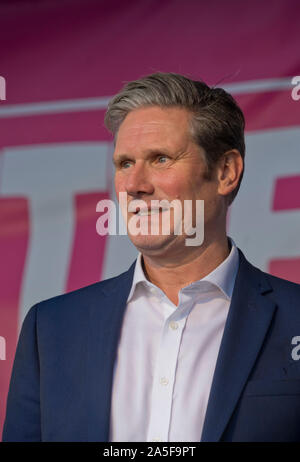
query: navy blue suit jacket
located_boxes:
[2,249,300,441]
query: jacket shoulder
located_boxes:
[264,271,300,291]
[26,262,135,323]
[240,250,300,303]
[262,270,300,304]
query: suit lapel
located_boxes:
[86,263,135,442]
[201,250,277,442]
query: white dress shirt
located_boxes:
[109,239,239,442]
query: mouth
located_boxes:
[132,207,169,216]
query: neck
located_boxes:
[142,235,230,306]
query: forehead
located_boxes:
[114,106,192,152]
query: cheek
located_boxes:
[154,171,189,198]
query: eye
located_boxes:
[157,155,168,164]
[121,160,133,169]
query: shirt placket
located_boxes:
[146,292,192,442]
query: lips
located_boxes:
[131,206,169,216]
[127,199,170,215]
[137,209,163,216]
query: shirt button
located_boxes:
[169,321,178,330]
[160,376,169,386]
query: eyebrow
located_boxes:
[112,154,129,166]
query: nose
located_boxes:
[125,162,154,197]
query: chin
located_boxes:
[128,233,176,254]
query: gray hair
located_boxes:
[104,72,245,204]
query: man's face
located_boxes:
[113,106,221,257]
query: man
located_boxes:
[3,73,300,442]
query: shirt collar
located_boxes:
[127,252,149,303]
[127,237,239,303]
[200,238,239,299]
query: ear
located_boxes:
[217,149,244,199]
